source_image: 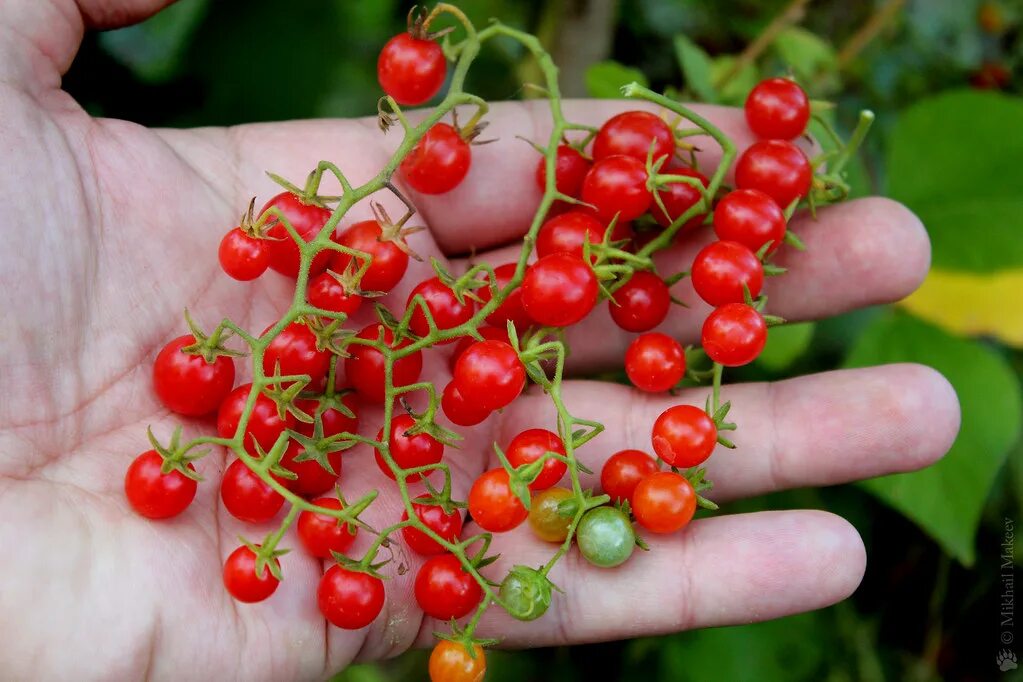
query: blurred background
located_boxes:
[65,0,1022,679]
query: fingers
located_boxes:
[497,363,960,502]
[415,509,865,647]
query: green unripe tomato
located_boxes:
[498,565,553,621]
[576,506,636,568]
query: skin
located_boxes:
[0,1,962,680]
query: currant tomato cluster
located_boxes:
[125,5,867,681]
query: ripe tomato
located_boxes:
[297,498,358,558]
[307,272,363,316]
[691,240,764,307]
[428,640,486,682]
[448,326,509,373]
[577,506,636,568]
[632,471,697,534]
[536,210,605,260]
[331,220,409,293]
[219,227,269,281]
[652,166,709,229]
[650,404,717,468]
[505,428,567,491]
[376,414,444,481]
[152,335,235,417]
[318,565,386,629]
[223,545,280,603]
[592,110,675,163]
[476,263,531,331]
[407,277,475,341]
[261,192,333,278]
[600,449,658,505]
[468,468,528,532]
[521,253,599,327]
[580,155,652,222]
[124,450,197,519]
[414,554,483,620]
[280,439,343,497]
[528,486,574,542]
[536,144,590,196]
[401,496,464,555]
[400,123,471,195]
[217,383,296,456]
[608,271,671,332]
[221,458,284,523]
[262,321,331,388]
[735,139,812,209]
[701,302,767,367]
[451,340,526,412]
[713,188,786,254]
[745,77,810,140]
[345,324,423,403]
[441,381,492,427]
[624,332,686,393]
[377,33,446,106]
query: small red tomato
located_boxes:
[536,211,605,260]
[691,240,765,307]
[625,332,686,393]
[331,220,409,293]
[601,449,659,505]
[407,277,475,341]
[441,381,492,427]
[521,253,599,327]
[153,335,235,417]
[505,428,567,491]
[221,458,284,524]
[124,450,197,519]
[400,123,471,195]
[318,565,386,629]
[414,554,483,620]
[217,383,296,456]
[632,471,697,533]
[262,321,331,388]
[651,404,717,468]
[377,33,447,106]
[745,77,810,140]
[219,228,269,281]
[468,468,528,532]
[580,155,652,222]
[735,140,812,209]
[429,640,487,682]
[701,302,768,367]
[223,545,280,603]
[401,496,464,555]
[298,498,358,559]
[452,340,526,412]
[608,271,671,333]
[261,192,333,278]
[345,324,423,403]
[376,414,444,481]
[713,188,787,255]
[536,144,590,196]
[476,263,531,331]
[448,326,509,373]
[307,272,363,317]
[592,110,675,163]
[652,167,709,230]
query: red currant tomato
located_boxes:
[318,565,386,629]
[521,253,599,327]
[441,381,492,427]
[298,497,358,558]
[608,271,671,332]
[536,210,605,260]
[713,188,786,255]
[279,439,343,497]
[651,404,717,468]
[592,110,675,163]
[702,302,768,367]
[262,321,331,388]
[307,272,363,317]
[745,77,810,140]
[448,326,509,373]
[331,220,409,293]
[377,33,446,106]
[452,340,526,412]
[295,394,360,440]
[735,139,812,209]
[223,545,280,603]
[407,277,475,341]
[219,228,269,281]
[217,383,296,456]
[221,458,284,523]
[653,167,709,230]
[625,332,686,393]
[632,471,697,534]
[505,428,567,491]
[476,263,531,331]
[691,240,764,307]
[400,123,471,195]
[581,155,652,222]
[401,496,464,555]
[429,640,487,682]
[376,414,444,481]
[468,468,527,532]
[345,324,424,403]
[124,450,197,519]
[153,335,235,417]
[414,554,483,620]
[536,144,590,197]
[600,449,658,505]
[261,192,333,278]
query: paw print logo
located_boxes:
[998,649,1018,672]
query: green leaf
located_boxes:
[844,310,1022,565]
[585,60,649,99]
[673,35,716,102]
[886,90,1023,273]
[708,55,759,106]
[99,0,210,83]
[772,26,838,89]
[756,322,815,372]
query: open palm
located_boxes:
[0,1,961,680]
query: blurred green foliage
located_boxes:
[64,0,1023,680]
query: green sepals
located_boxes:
[420,476,468,515]
[401,398,463,448]
[741,282,754,306]
[499,565,554,621]
[493,443,533,511]
[784,228,806,251]
[635,533,651,551]
[762,262,788,276]
[285,427,358,475]
[431,256,486,307]
[474,553,502,572]
[555,497,580,518]
[146,425,206,482]
[240,535,290,582]
[179,310,246,364]
[261,367,311,423]
[373,304,402,336]
[782,197,801,222]
[305,315,356,358]
[704,396,737,439]
[251,436,298,481]
[663,270,689,287]
[434,623,500,654]
[265,170,335,209]
[763,314,787,327]
[333,551,391,580]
